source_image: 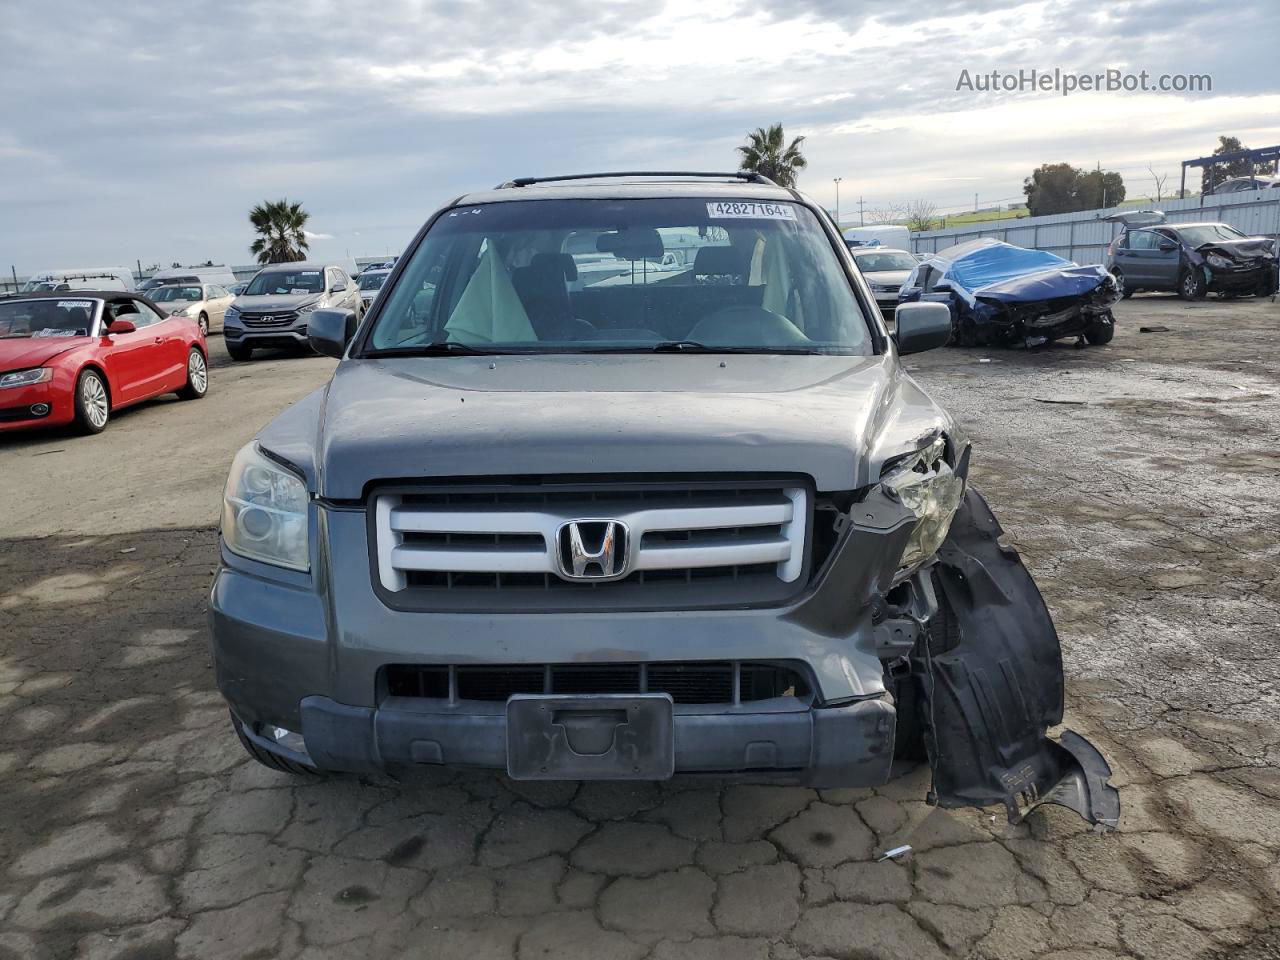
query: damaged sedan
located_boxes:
[208,172,1119,830]
[1105,211,1278,300]
[899,238,1121,348]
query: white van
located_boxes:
[140,265,238,292]
[842,225,911,251]
[21,266,135,292]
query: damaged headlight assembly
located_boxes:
[1205,253,1234,270]
[221,443,310,571]
[881,435,965,576]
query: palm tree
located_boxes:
[249,199,311,264]
[737,124,808,188]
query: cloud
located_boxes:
[0,0,1275,270]
[303,230,334,241]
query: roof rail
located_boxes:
[496,171,778,189]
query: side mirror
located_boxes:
[1157,241,1177,252]
[330,280,348,293]
[893,301,952,355]
[308,307,358,359]
[106,319,137,335]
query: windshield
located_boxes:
[0,298,100,339]
[365,198,872,355]
[1176,224,1248,246]
[150,285,202,302]
[245,269,324,296]
[853,251,918,272]
[359,272,388,291]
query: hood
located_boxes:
[1196,238,1277,261]
[973,264,1113,305]
[0,337,87,372]
[233,293,322,312]
[259,354,951,499]
[861,270,913,286]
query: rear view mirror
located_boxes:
[597,228,664,261]
[331,280,348,293]
[308,308,358,359]
[893,301,952,355]
[106,319,136,335]
[1158,241,1178,252]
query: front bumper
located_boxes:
[1206,262,1272,292]
[224,322,310,347]
[233,691,895,786]
[0,378,73,432]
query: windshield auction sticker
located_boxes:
[706,201,797,220]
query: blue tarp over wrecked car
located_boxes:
[899,238,1120,347]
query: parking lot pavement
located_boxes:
[0,338,337,539]
[2,296,1278,959]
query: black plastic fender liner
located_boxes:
[916,487,1120,829]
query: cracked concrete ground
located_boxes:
[1,297,1278,959]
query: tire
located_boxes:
[226,341,253,362]
[74,369,110,434]
[1179,268,1207,300]
[197,313,209,337]
[232,714,320,776]
[178,347,208,400]
[1111,268,1134,299]
[1085,312,1116,346]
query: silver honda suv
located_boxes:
[208,172,1118,829]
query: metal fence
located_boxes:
[911,191,1280,264]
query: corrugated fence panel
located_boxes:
[912,192,1280,265]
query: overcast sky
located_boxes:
[2,0,1276,274]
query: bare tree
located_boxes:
[1147,164,1169,204]
[905,199,938,233]
[866,204,904,225]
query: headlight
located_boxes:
[1206,254,1233,270]
[0,367,53,389]
[225,306,241,322]
[221,443,310,571]
[298,302,319,317]
[882,435,964,575]
[869,282,890,293]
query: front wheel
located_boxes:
[1179,268,1207,300]
[178,347,208,400]
[74,369,110,434]
[1085,312,1116,345]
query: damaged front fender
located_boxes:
[914,488,1120,830]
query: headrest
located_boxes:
[530,253,578,282]
[693,246,747,276]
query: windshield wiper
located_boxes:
[363,340,504,357]
[581,340,825,355]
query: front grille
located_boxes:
[241,311,298,327]
[371,479,814,611]
[382,661,809,705]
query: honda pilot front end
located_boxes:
[209,173,1119,828]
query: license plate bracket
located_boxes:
[506,694,675,780]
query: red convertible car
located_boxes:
[0,290,209,435]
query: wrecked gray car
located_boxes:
[208,172,1119,829]
[1104,210,1278,300]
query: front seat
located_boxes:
[511,254,595,340]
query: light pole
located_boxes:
[833,177,843,226]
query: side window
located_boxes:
[1128,231,1156,251]
[130,300,165,327]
